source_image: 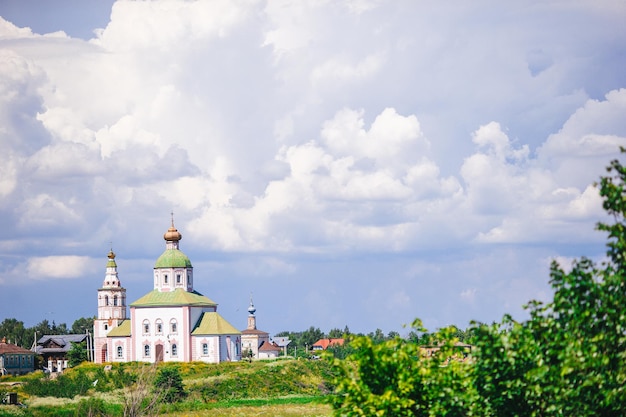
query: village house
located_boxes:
[311,338,345,351]
[35,334,89,372]
[0,337,35,376]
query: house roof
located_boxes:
[258,340,281,352]
[312,338,345,350]
[107,320,132,337]
[130,288,216,307]
[191,312,241,336]
[272,337,291,347]
[241,328,269,336]
[36,334,88,354]
[0,339,34,355]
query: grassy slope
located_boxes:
[0,358,335,417]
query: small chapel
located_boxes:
[93,220,241,364]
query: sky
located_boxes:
[0,0,625,338]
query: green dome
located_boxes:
[154,249,192,268]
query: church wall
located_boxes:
[132,306,189,363]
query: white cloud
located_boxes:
[25,256,93,280]
[0,1,625,333]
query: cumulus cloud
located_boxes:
[25,256,94,280]
[0,1,625,333]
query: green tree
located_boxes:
[67,340,89,367]
[329,320,474,416]
[327,328,344,338]
[154,366,186,403]
[71,316,95,334]
[0,318,29,348]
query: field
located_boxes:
[0,359,336,417]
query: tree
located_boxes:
[327,328,344,338]
[242,347,255,362]
[329,320,474,416]
[68,340,89,367]
[154,366,186,403]
[0,318,29,348]
[72,316,95,334]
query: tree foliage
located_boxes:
[330,154,626,416]
[68,340,89,367]
[154,366,186,403]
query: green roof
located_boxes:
[130,289,216,307]
[192,312,241,336]
[107,320,131,337]
[154,249,192,268]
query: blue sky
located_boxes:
[0,0,625,337]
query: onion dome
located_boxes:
[248,297,256,315]
[106,249,117,268]
[164,224,182,242]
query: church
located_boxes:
[93,220,241,364]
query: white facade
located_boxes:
[94,220,241,364]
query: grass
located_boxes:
[0,359,337,417]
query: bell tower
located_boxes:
[93,249,127,363]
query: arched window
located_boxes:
[116,346,123,358]
[170,319,178,334]
[176,274,181,284]
[143,320,150,335]
[156,319,163,335]
[113,295,118,306]
[164,274,168,284]
[172,344,178,357]
[104,295,109,306]
[144,344,150,357]
[202,343,208,355]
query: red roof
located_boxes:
[311,338,345,350]
[258,341,281,352]
[0,339,34,355]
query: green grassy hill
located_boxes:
[0,359,336,417]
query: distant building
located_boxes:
[241,298,280,359]
[272,336,291,356]
[35,334,89,372]
[311,338,345,351]
[0,337,35,376]
[93,219,241,364]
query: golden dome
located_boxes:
[164,224,182,242]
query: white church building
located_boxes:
[93,220,241,364]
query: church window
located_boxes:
[172,344,178,357]
[170,320,177,334]
[202,343,208,355]
[144,344,150,357]
[117,346,123,358]
[113,295,118,306]
[143,320,150,335]
[105,295,109,306]
[164,274,168,284]
[104,324,108,331]
[176,274,181,284]
[156,319,163,335]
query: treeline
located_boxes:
[0,316,94,349]
[275,324,475,352]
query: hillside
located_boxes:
[0,359,336,417]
